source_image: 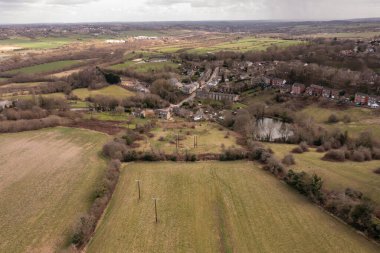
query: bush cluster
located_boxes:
[71,160,121,248]
[0,115,65,133]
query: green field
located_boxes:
[0,92,66,101]
[110,60,178,73]
[136,121,242,154]
[187,37,302,54]
[0,127,109,253]
[0,82,47,89]
[0,37,84,49]
[3,60,83,75]
[267,143,380,205]
[72,85,135,100]
[88,161,379,253]
[299,32,380,39]
[300,105,380,138]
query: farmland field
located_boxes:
[110,60,178,73]
[0,82,47,89]
[72,85,135,100]
[0,127,109,253]
[3,60,83,75]
[267,143,380,205]
[88,161,380,253]
[0,92,66,100]
[0,37,79,49]
[187,37,302,54]
[136,121,242,154]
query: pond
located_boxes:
[255,118,293,142]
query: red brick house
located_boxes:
[306,85,324,97]
[291,83,305,95]
[354,93,369,105]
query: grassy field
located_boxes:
[0,37,79,49]
[0,82,47,89]
[72,85,135,100]
[299,32,380,39]
[300,105,380,138]
[136,121,242,154]
[0,92,66,101]
[110,60,178,73]
[3,60,83,75]
[0,127,109,253]
[88,161,380,253]
[267,143,380,204]
[187,37,302,54]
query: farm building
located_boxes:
[291,83,305,95]
[155,109,172,120]
[132,109,155,118]
[354,93,369,105]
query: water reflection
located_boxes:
[256,118,293,142]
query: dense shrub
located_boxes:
[282,154,295,165]
[264,157,285,178]
[291,146,304,154]
[342,115,351,123]
[372,148,380,160]
[285,170,324,203]
[0,116,65,133]
[299,142,309,152]
[323,149,346,161]
[102,140,129,160]
[219,147,247,161]
[327,114,339,124]
[3,107,48,120]
[72,160,121,248]
[316,146,325,152]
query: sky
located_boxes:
[0,0,379,24]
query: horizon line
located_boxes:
[1,17,379,26]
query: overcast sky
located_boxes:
[0,0,379,24]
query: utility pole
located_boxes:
[135,180,141,200]
[176,134,179,153]
[152,198,159,223]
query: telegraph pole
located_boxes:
[152,198,159,223]
[135,180,141,200]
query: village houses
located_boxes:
[291,83,305,95]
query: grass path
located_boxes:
[0,127,109,253]
[88,161,380,253]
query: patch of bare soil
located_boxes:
[69,119,124,135]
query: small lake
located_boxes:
[255,118,293,142]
